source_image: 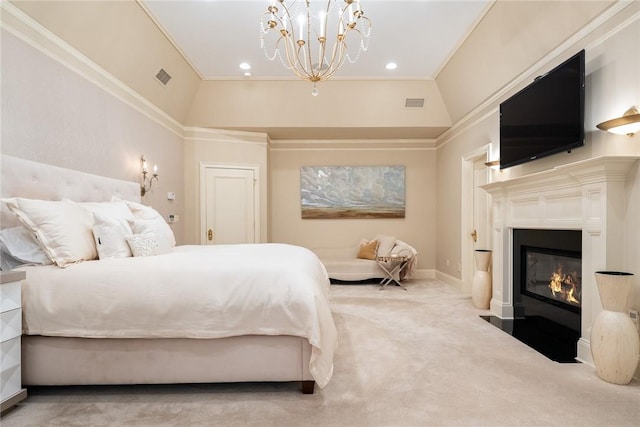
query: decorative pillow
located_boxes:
[127,234,159,257]
[92,212,133,259]
[131,218,174,254]
[2,198,97,267]
[357,239,379,260]
[0,226,52,266]
[113,197,176,248]
[376,234,397,257]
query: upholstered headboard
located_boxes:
[1,155,140,229]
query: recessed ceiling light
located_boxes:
[239,62,251,70]
[385,62,398,70]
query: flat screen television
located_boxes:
[499,50,585,169]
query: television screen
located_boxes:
[499,50,585,169]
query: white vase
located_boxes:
[471,250,492,309]
[591,271,639,385]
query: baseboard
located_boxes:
[435,270,463,291]
[490,299,514,319]
[412,269,435,279]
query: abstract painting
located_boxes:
[301,166,405,219]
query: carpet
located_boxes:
[2,279,639,426]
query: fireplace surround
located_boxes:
[481,156,638,366]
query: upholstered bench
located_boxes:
[313,236,417,282]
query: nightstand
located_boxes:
[1,271,27,413]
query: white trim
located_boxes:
[1,1,184,138]
[433,1,497,80]
[435,270,464,292]
[436,1,637,150]
[412,269,435,280]
[199,162,261,245]
[461,145,491,295]
[136,0,204,80]
[269,147,436,152]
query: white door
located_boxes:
[461,147,492,293]
[202,166,257,245]
[472,159,491,251]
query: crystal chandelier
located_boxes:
[261,0,372,95]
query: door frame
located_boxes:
[461,145,491,294]
[199,162,260,245]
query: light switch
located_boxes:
[167,192,176,200]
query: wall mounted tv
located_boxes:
[499,50,585,169]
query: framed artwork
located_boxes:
[300,165,405,219]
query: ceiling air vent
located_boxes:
[155,68,172,86]
[405,98,425,108]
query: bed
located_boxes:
[0,155,337,393]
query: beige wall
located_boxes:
[269,141,436,272]
[11,0,201,124]
[183,129,269,245]
[435,3,640,311]
[186,79,451,139]
[436,0,615,123]
[1,27,186,243]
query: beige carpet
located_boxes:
[2,279,639,427]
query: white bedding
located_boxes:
[18,243,337,388]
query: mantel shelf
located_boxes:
[481,156,639,196]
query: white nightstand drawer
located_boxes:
[0,363,22,402]
[0,309,22,342]
[0,280,21,313]
[1,336,21,372]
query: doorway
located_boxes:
[200,164,260,245]
[461,146,492,294]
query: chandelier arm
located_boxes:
[261,0,371,88]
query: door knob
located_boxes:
[208,229,213,241]
[471,229,478,243]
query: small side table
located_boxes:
[1,271,27,414]
[375,256,409,290]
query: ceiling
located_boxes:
[140,0,493,81]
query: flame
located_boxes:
[549,266,580,305]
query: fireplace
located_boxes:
[483,229,582,362]
[513,229,581,332]
[480,157,637,368]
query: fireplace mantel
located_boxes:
[481,156,639,365]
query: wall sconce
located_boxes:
[140,155,158,197]
[596,106,640,136]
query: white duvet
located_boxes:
[19,243,337,388]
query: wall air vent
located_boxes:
[405,98,425,108]
[155,68,172,86]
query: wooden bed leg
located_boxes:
[301,380,315,394]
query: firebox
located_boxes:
[513,229,581,333]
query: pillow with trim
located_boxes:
[2,198,96,267]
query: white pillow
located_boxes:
[0,226,52,266]
[131,218,174,254]
[376,234,397,257]
[69,200,135,224]
[2,198,97,267]
[127,234,159,257]
[92,212,133,259]
[112,197,176,248]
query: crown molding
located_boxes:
[1,1,185,138]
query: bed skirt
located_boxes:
[22,335,315,393]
